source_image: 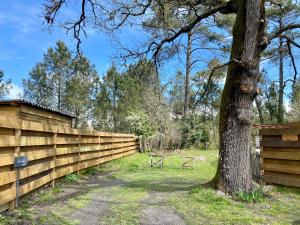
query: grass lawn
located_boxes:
[0,150,299,225]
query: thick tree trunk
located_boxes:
[214,0,266,193]
[183,30,192,120]
[278,32,284,123]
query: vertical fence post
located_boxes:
[77,133,81,174]
[98,134,101,167]
[52,131,57,187]
[9,128,21,210]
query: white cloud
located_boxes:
[7,83,23,99]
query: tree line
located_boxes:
[0,0,300,194]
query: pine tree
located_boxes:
[44,40,72,110]
[0,70,12,99]
[65,56,99,128]
[23,63,52,105]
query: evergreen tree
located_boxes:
[44,40,72,110]
[0,70,12,99]
[65,56,99,128]
[23,63,52,106]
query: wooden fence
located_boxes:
[0,117,139,211]
[260,123,300,188]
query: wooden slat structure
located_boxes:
[260,123,300,188]
[0,101,138,211]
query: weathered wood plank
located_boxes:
[20,173,54,196]
[261,151,300,160]
[0,116,20,129]
[0,171,16,186]
[56,137,79,145]
[20,136,54,146]
[262,163,300,175]
[21,149,55,161]
[262,139,300,148]
[0,153,15,166]
[56,146,79,155]
[264,174,300,187]
[55,155,80,167]
[0,188,16,205]
[99,142,137,150]
[0,136,17,147]
[282,134,298,142]
[20,161,55,179]
[100,138,136,143]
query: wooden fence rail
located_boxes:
[0,117,138,211]
[260,123,300,188]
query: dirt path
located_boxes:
[28,171,187,225]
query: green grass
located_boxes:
[1,149,299,225]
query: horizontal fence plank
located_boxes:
[0,136,17,147]
[56,146,79,155]
[0,116,20,129]
[262,150,300,160]
[262,163,300,175]
[56,137,79,145]
[0,171,16,186]
[55,155,80,167]
[261,125,300,188]
[0,153,15,166]
[264,174,300,188]
[20,161,55,179]
[0,121,137,211]
[20,173,54,197]
[262,139,300,148]
[0,188,16,205]
[99,142,137,150]
[20,136,54,146]
[21,149,55,161]
[100,138,136,143]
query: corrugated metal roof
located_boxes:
[0,99,76,118]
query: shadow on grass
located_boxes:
[121,176,210,192]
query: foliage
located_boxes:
[23,41,98,127]
[65,56,98,128]
[125,110,155,138]
[62,174,79,183]
[0,70,12,100]
[236,188,265,203]
[1,151,300,224]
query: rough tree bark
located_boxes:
[183,30,192,120]
[278,30,284,123]
[255,96,264,125]
[214,0,266,193]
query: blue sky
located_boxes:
[0,1,299,104]
[0,1,132,98]
[0,1,186,99]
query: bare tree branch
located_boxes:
[269,23,300,41]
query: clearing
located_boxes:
[0,150,299,225]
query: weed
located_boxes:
[236,188,265,203]
[62,173,79,183]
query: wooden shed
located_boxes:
[0,100,75,128]
[260,123,300,188]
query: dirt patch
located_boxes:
[141,207,186,225]
[67,194,109,225]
